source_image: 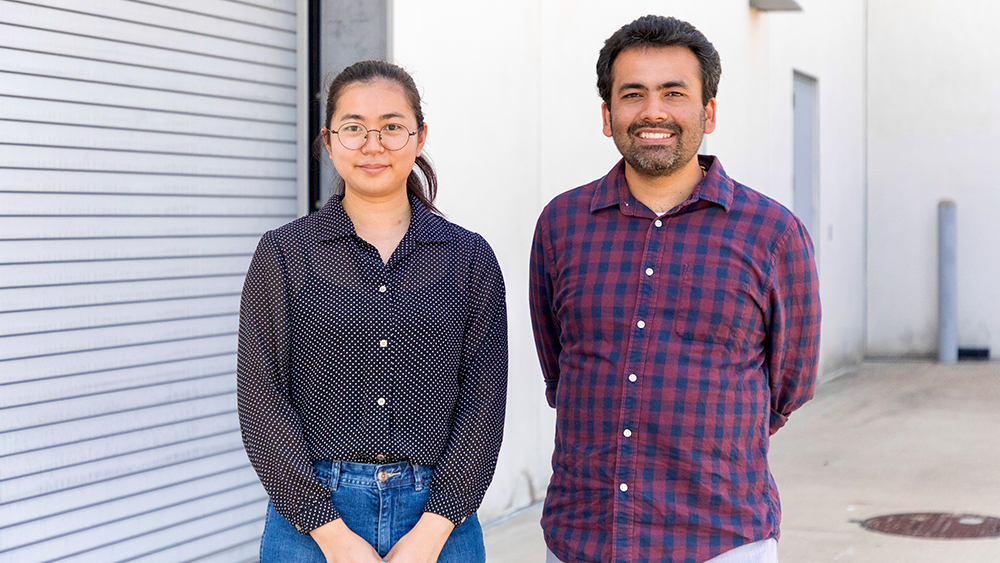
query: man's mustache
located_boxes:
[627,120,682,136]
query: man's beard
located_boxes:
[611,113,705,178]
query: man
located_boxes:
[529,15,821,563]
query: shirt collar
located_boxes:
[590,155,735,214]
[316,192,451,243]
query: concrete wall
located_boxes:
[867,0,1000,356]
[392,0,867,521]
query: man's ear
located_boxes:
[703,98,717,134]
[602,102,613,138]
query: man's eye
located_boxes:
[623,92,640,99]
[383,123,404,132]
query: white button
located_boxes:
[637,320,645,329]
[654,219,663,228]
[619,483,628,492]
[629,373,637,382]
[645,268,653,276]
[379,339,388,348]
[623,429,632,437]
[377,397,386,406]
[379,285,387,293]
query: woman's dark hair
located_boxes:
[597,15,722,107]
[315,60,439,214]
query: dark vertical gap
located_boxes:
[307,0,322,213]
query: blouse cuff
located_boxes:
[424,494,470,528]
[286,500,341,535]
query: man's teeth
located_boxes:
[639,132,674,139]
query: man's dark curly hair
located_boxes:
[597,15,722,108]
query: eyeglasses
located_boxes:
[327,122,418,151]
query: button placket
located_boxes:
[613,216,662,557]
[372,267,394,445]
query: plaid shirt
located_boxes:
[530,156,821,563]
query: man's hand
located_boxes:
[382,512,455,563]
[310,518,382,563]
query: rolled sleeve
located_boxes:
[765,219,822,435]
[529,210,563,408]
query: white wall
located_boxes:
[867,0,1000,355]
[393,0,867,521]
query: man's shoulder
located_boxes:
[538,177,605,226]
[727,180,805,246]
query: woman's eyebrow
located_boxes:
[338,112,407,122]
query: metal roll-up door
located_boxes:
[0,0,305,561]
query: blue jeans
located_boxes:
[260,460,486,562]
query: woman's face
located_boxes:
[324,79,426,201]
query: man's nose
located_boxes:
[637,98,670,122]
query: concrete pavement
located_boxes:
[483,361,1000,562]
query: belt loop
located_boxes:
[329,461,342,491]
[412,464,423,491]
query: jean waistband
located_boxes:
[313,460,434,491]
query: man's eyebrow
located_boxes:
[617,82,648,93]
[658,80,689,90]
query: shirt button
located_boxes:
[379,339,388,348]
[645,267,653,276]
[375,454,386,462]
[623,429,632,437]
[620,483,628,492]
[628,373,637,382]
[637,320,645,329]
[654,219,663,228]
[379,285,387,293]
[377,397,386,406]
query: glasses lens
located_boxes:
[379,124,411,151]
[337,123,367,150]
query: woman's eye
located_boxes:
[341,124,363,133]
[384,124,403,132]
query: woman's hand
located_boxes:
[382,512,455,563]
[310,518,383,563]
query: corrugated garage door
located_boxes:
[0,0,304,561]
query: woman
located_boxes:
[237,60,507,563]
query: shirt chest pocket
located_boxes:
[672,274,761,349]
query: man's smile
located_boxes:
[637,131,675,139]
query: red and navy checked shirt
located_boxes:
[529,156,821,563]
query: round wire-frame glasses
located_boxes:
[329,122,418,151]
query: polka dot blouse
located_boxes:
[237,194,508,533]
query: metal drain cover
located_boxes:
[860,513,1000,539]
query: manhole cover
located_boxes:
[860,513,1000,539]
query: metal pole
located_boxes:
[938,200,957,364]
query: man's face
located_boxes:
[602,46,717,178]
